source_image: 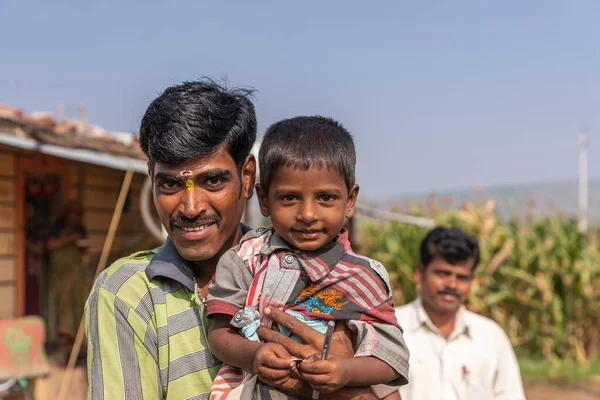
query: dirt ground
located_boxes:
[525,381,600,400]
[28,361,600,399]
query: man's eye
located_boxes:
[206,177,224,187]
[160,180,181,190]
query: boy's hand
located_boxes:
[298,354,352,394]
[254,342,297,387]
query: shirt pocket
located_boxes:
[463,364,493,400]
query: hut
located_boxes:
[0,104,162,341]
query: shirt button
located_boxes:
[234,311,243,322]
[284,254,296,264]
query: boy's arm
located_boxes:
[208,314,298,385]
[207,314,261,371]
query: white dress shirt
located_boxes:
[395,298,526,400]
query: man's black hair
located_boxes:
[139,78,257,169]
[419,226,480,270]
[258,115,356,193]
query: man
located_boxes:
[395,226,526,400]
[85,79,387,399]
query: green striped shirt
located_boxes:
[85,230,249,400]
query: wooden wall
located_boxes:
[0,145,161,318]
[0,150,16,318]
[71,163,161,274]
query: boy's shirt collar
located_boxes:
[258,228,351,282]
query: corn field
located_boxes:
[357,198,600,366]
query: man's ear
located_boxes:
[255,183,270,217]
[147,161,155,188]
[415,263,425,292]
[241,154,256,200]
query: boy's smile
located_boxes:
[257,165,359,251]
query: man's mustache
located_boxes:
[170,214,221,229]
[437,289,460,298]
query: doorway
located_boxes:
[16,154,70,342]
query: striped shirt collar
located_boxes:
[258,228,350,282]
[146,223,253,291]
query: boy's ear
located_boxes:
[255,183,270,217]
[345,184,360,219]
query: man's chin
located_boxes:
[179,250,219,263]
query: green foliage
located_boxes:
[357,199,600,366]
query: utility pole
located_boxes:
[57,104,65,123]
[79,103,88,130]
[578,133,588,232]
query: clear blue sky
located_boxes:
[2,1,599,200]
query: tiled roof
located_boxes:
[0,104,146,160]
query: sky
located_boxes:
[1,1,599,200]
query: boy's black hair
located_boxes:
[419,226,480,271]
[258,115,356,193]
[139,78,257,170]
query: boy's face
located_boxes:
[257,165,359,251]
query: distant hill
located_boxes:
[386,179,600,222]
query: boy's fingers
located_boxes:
[262,356,295,370]
[298,359,330,374]
[257,367,291,381]
[269,343,293,360]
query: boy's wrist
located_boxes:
[250,342,265,374]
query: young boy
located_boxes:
[206,116,409,399]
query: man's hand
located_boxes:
[254,342,296,387]
[257,307,354,359]
[298,354,351,393]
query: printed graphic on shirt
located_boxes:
[293,283,349,314]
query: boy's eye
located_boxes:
[281,195,297,202]
[319,194,337,202]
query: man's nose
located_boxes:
[445,274,457,289]
[179,186,207,218]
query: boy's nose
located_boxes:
[298,201,318,223]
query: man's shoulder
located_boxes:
[463,309,508,338]
[394,299,418,318]
[93,246,163,297]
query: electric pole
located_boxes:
[578,133,588,232]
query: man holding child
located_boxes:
[85,79,409,399]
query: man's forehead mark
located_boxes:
[180,170,193,177]
[185,179,194,191]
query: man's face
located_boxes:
[417,257,474,315]
[150,146,255,263]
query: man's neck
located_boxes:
[190,225,243,284]
[421,300,457,339]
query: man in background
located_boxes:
[395,226,526,400]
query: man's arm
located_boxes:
[493,328,526,400]
[85,279,161,400]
